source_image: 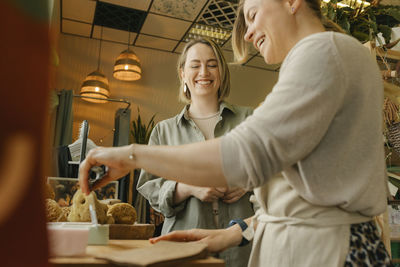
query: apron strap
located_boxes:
[255,210,372,227]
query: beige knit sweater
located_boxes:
[221,32,388,217]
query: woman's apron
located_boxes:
[248,175,372,267]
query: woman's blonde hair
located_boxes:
[177,38,230,104]
[232,0,345,63]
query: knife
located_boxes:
[88,196,99,226]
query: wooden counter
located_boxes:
[49,240,224,267]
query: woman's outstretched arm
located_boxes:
[79,138,228,195]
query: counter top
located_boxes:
[49,239,224,267]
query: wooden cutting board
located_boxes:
[109,223,155,240]
[94,240,208,267]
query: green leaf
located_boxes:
[130,107,157,144]
[388,9,400,22]
[368,15,378,34]
[351,30,370,42]
[338,15,351,33]
[145,114,156,133]
[327,5,336,21]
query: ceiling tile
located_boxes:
[140,13,191,40]
[222,38,258,58]
[246,56,280,71]
[198,0,238,29]
[222,38,232,51]
[100,0,152,11]
[93,1,147,33]
[150,0,207,21]
[62,0,96,23]
[135,35,178,51]
[222,50,234,62]
[93,25,137,44]
[174,41,188,53]
[62,19,92,37]
[248,43,258,55]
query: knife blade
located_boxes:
[88,197,98,226]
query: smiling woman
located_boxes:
[135,38,255,267]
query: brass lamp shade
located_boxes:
[80,70,110,103]
[113,49,142,81]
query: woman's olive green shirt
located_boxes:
[137,102,254,267]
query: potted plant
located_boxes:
[130,108,156,223]
[130,108,156,145]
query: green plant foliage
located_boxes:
[130,108,156,144]
[322,1,400,44]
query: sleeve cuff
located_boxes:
[159,180,186,217]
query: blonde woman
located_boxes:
[135,38,254,267]
[80,0,391,265]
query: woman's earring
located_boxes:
[184,83,188,93]
[291,7,294,14]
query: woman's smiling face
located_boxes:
[181,43,221,100]
[243,0,292,64]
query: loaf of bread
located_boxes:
[60,206,71,221]
[45,199,63,222]
[44,183,55,200]
[68,189,112,224]
[107,203,137,224]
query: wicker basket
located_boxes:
[388,122,400,156]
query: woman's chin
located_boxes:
[261,49,283,65]
[262,54,276,65]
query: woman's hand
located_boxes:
[222,187,247,203]
[79,145,135,195]
[149,227,242,253]
[191,186,226,202]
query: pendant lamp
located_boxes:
[80,26,110,103]
[113,25,141,81]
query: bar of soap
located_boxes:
[87,224,109,245]
[47,224,89,257]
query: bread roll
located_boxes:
[107,203,137,224]
[68,189,108,224]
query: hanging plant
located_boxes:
[130,108,156,145]
[322,0,400,44]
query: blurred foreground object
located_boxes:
[0,0,51,266]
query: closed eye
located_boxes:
[246,8,256,23]
[250,11,256,21]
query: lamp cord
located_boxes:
[127,16,131,49]
[97,26,103,70]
